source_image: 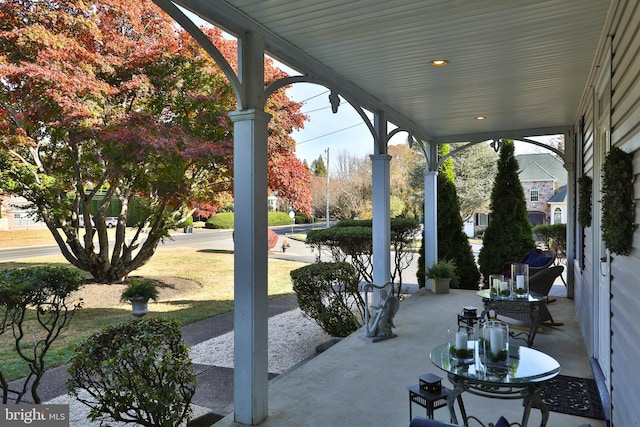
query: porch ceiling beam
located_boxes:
[171,0,434,143]
[432,126,573,144]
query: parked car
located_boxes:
[78,216,118,228]
[78,216,94,227]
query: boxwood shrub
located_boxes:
[290,262,363,337]
[67,318,196,427]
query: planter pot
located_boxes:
[128,297,149,317]
[431,278,451,294]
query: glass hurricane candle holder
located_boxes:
[448,325,475,364]
[510,263,529,298]
[498,278,512,299]
[489,274,503,297]
[481,320,509,367]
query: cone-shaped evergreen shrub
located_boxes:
[438,177,480,289]
[415,145,480,289]
[436,145,480,289]
[478,141,535,282]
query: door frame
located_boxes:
[592,48,612,390]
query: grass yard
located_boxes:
[0,229,57,248]
[0,241,307,382]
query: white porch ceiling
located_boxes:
[169,0,613,144]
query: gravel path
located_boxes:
[190,308,330,374]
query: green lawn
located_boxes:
[0,233,307,382]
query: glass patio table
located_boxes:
[430,342,560,427]
[477,289,547,347]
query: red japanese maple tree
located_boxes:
[0,0,310,282]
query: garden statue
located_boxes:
[363,282,399,342]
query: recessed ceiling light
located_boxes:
[430,59,449,66]
[475,116,487,120]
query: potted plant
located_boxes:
[121,278,159,317]
[426,260,458,294]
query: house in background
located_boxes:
[548,185,568,224]
[0,194,47,230]
[516,153,567,226]
[468,152,568,237]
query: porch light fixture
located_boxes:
[475,115,486,120]
[430,59,448,66]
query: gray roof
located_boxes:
[516,154,567,187]
[548,185,567,203]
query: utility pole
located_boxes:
[325,147,330,228]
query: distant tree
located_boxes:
[311,155,328,176]
[331,151,371,219]
[477,141,535,282]
[389,144,424,218]
[436,145,480,289]
[451,142,498,221]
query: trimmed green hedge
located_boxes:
[205,211,294,229]
[205,212,234,229]
[268,211,292,226]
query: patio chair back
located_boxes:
[529,265,565,297]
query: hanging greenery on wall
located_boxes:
[601,146,636,256]
[577,175,593,227]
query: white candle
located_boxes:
[500,281,508,291]
[516,275,525,289]
[455,331,467,350]
[492,278,500,291]
[490,327,503,355]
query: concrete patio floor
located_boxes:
[214,283,605,427]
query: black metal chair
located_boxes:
[529,265,565,325]
[500,249,556,278]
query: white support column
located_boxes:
[564,129,576,298]
[371,153,391,290]
[230,109,270,425]
[231,31,270,426]
[424,161,438,289]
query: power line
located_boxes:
[300,106,332,114]
[298,90,329,104]
[297,122,364,144]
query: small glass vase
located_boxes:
[510,263,529,298]
[489,274,503,297]
[481,320,509,367]
[448,325,475,364]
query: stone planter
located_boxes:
[128,297,149,317]
[431,278,451,294]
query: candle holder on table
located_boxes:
[489,274,503,297]
[510,263,529,298]
[498,278,512,299]
[448,325,475,364]
[480,320,509,368]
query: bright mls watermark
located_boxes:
[1,405,69,426]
